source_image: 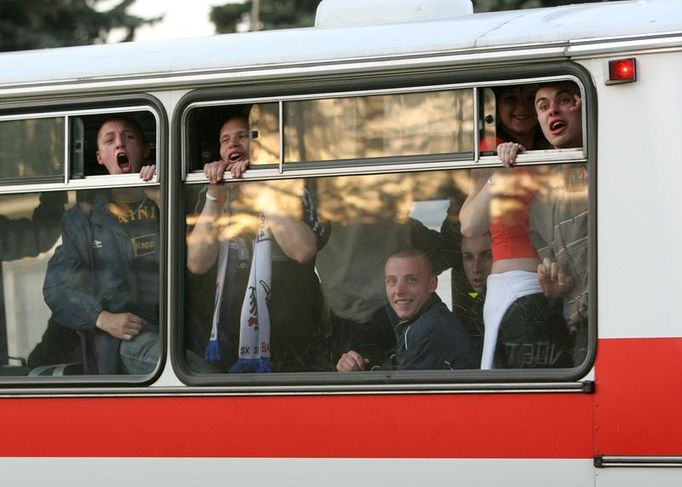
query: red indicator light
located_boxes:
[607,58,636,84]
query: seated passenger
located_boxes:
[43,116,160,374]
[336,248,475,371]
[186,113,330,373]
[317,177,455,369]
[460,84,571,369]
[454,234,492,363]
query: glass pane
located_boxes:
[0,118,65,179]
[0,191,69,376]
[182,162,589,378]
[283,89,474,163]
[461,164,588,369]
[249,103,280,166]
[0,187,163,378]
[184,178,331,373]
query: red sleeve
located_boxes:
[480,136,505,152]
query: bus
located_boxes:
[0,0,680,485]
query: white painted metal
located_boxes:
[315,0,473,27]
[596,467,682,487]
[0,458,594,487]
[0,1,680,97]
[591,50,682,339]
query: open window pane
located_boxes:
[185,103,280,172]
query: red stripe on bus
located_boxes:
[595,336,682,456]
[1,389,593,458]
[23,336,682,459]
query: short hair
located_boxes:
[97,116,145,143]
[385,248,434,275]
[537,80,581,97]
[217,105,252,138]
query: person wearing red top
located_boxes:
[460,85,569,369]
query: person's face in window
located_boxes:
[497,85,538,141]
[96,119,149,175]
[219,117,250,165]
[535,83,583,149]
[384,255,437,321]
[461,235,493,293]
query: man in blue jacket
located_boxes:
[336,248,475,371]
[43,117,158,374]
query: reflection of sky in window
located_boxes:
[409,199,449,229]
[410,199,452,308]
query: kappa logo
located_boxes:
[91,240,103,249]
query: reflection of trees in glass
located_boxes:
[316,170,468,226]
[185,171,471,245]
[283,90,474,163]
[0,118,65,178]
[249,103,280,166]
[186,179,307,245]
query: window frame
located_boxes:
[0,94,168,388]
[172,62,597,389]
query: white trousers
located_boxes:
[480,270,541,369]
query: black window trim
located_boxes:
[172,61,598,390]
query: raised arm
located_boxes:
[269,182,328,263]
[459,168,495,238]
[186,183,226,275]
[268,215,317,264]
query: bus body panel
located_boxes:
[0,458,595,487]
[594,337,682,456]
[0,2,680,94]
[591,50,682,341]
[0,392,593,458]
[1,0,682,484]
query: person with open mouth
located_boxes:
[460,83,572,370]
[44,116,161,375]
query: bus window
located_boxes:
[181,161,588,378]
[283,89,474,163]
[72,111,157,178]
[479,81,583,158]
[0,118,65,180]
[179,79,589,381]
[0,106,163,380]
[185,103,279,172]
[1,184,163,378]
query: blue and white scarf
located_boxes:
[206,213,272,373]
